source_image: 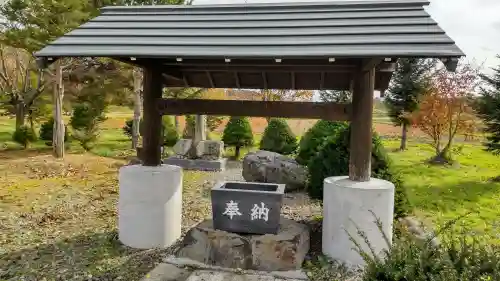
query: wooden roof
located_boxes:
[36,0,464,91]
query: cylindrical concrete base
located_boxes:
[322,176,395,266]
[118,164,182,249]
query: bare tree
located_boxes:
[0,45,45,129]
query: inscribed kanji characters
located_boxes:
[251,202,269,221]
[222,200,242,220]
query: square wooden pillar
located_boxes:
[141,66,163,166]
[349,66,375,181]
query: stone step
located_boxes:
[186,270,305,281]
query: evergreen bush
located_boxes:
[259,118,298,155]
[222,116,253,158]
[39,117,69,146]
[296,120,348,165]
[307,125,410,218]
[12,125,37,149]
[306,219,500,281]
[70,103,106,151]
[162,115,179,147]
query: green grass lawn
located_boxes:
[1,110,500,279]
[386,140,500,242]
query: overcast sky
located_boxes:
[193,0,500,73]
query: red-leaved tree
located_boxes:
[412,61,480,163]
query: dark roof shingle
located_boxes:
[35,0,464,59]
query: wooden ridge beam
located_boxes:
[157,99,351,121]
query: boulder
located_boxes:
[242,151,307,192]
[177,218,309,271]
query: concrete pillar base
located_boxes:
[322,176,395,266]
[118,164,182,249]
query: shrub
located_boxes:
[357,218,500,281]
[162,115,179,147]
[39,118,69,146]
[308,125,410,218]
[123,117,179,147]
[296,120,348,165]
[259,118,298,155]
[122,119,135,139]
[12,125,37,149]
[222,116,254,158]
[70,103,106,151]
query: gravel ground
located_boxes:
[201,160,322,222]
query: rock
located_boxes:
[173,139,193,156]
[177,219,252,269]
[251,219,310,271]
[195,140,224,159]
[127,157,142,165]
[140,263,192,281]
[242,150,308,192]
[177,218,309,271]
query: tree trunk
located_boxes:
[235,145,241,159]
[132,68,142,149]
[15,102,25,128]
[53,60,65,159]
[194,114,207,143]
[435,142,441,155]
[400,123,408,151]
[174,115,180,133]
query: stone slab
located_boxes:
[195,140,224,159]
[211,181,285,235]
[140,263,192,281]
[177,218,309,271]
[186,270,303,281]
[162,157,227,172]
[173,139,193,156]
[163,256,309,280]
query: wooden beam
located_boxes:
[349,66,375,181]
[158,99,350,121]
[142,66,164,166]
[291,72,296,90]
[362,58,383,72]
[175,64,356,73]
[319,72,325,90]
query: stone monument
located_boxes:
[163,115,227,171]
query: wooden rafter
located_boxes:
[206,71,215,88]
[234,72,241,88]
[262,72,268,89]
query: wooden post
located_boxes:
[349,66,375,181]
[141,66,163,166]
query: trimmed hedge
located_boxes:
[259,118,298,155]
[296,120,348,165]
[162,115,179,147]
[222,116,254,158]
[307,125,410,218]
